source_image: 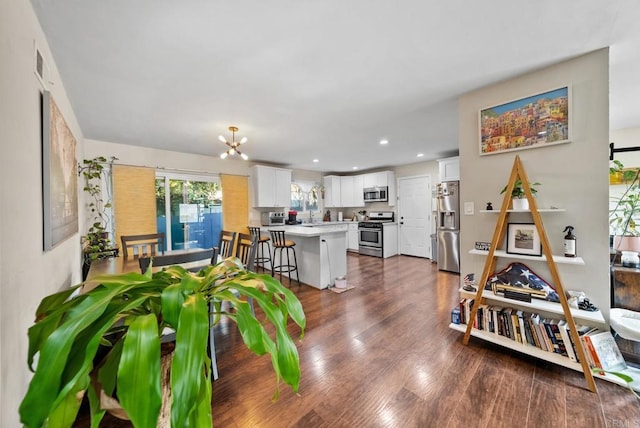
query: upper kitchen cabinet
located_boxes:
[323,175,341,208]
[363,171,394,188]
[340,175,365,207]
[251,165,292,207]
[437,156,460,182]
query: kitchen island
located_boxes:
[264,225,347,289]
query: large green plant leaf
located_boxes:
[171,293,210,427]
[21,286,125,427]
[46,374,89,428]
[161,282,185,327]
[87,382,106,428]
[117,313,162,428]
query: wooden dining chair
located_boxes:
[211,230,237,264]
[138,248,214,273]
[120,233,165,260]
[235,232,258,272]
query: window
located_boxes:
[156,173,222,251]
[290,181,321,213]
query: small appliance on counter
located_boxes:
[261,211,285,226]
[286,210,301,225]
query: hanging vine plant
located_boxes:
[79,156,117,262]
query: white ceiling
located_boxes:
[31,0,640,173]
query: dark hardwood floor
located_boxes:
[79,254,640,427]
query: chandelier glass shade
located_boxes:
[219,126,248,160]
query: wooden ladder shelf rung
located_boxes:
[461,155,597,393]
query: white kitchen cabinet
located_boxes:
[382,223,398,257]
[251,165,292,207]
[348,223,359,251]
[438,156,460,182]
[352,175,365,207]
[323,175,341,208]
[336,176,365,208]
[363,171,388,188]
[340,176,355,207]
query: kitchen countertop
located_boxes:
[265,225,349,237]
[299,220,357,226]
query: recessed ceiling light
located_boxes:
[417,153,424,157]
[380,139,389,145]
[352,166,358,170]
[313,159,319,163]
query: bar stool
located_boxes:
[269,230,300,287]
[248,226,272,271]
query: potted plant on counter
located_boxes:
[19,257,306,428]
[500,178,541,210]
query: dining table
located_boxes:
[84,248,215,292]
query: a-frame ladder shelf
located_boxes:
[456,155,598,393]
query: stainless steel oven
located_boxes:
[358,223,383,257]
[358,211,394,257]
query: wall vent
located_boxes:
[34,41,47,89]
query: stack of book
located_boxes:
[452,298,627,370]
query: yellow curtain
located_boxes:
[112,165,157,248]
[220,174,248,234]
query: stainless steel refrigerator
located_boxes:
[437,181,460,273]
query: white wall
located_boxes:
[459,49,610,321]
[0,2,85,425]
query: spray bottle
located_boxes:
[563,226,576,257]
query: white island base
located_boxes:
[264,226,347,289]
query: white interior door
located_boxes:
[398,175,431,258]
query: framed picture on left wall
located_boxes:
[43,90,78,250]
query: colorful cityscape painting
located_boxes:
[480,87,570,156]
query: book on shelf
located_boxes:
[549,319,568,357]
[522,311,537,347]
[558,320,577,361]
[530,313,548,352]
[458,304,627,372]
[542,318,561,354]
[584,329,627,372]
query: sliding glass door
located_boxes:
[156,173,222,251]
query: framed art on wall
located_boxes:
[506,222,541,256]
[479,86,570,156]
[43,90,78,250]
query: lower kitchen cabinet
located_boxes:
[348,223,359,252]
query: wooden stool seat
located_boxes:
[248,226,272,270]
[269,230,300,287]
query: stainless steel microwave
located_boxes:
[363,186,388,203]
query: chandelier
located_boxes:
[219,126,248,160]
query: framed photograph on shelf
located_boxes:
[506,223,541,256]
[479,86,571,156]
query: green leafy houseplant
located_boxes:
[500,178,541,199]
[79,156,116,261]
[19,257,306,428]
[609,160,640,237]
